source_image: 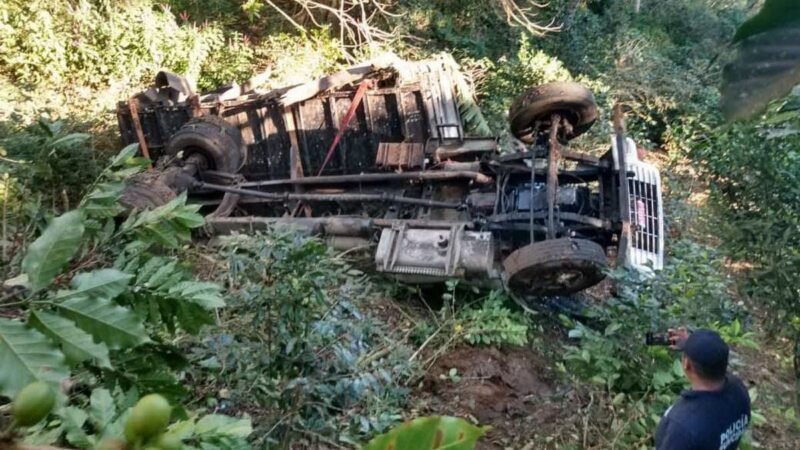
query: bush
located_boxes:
[562,239,748,446]
[188,231,413,446]
[456,290,529,347]
[0,119,98,209]
[691,94,800,405]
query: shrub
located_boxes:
[562,239,749,446]
[188,231,413,446]
[691,94,800,407]
[456,290,529,347]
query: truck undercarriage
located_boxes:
[117,55,664,304]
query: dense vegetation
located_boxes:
[1,0,799,449]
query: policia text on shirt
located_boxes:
[655,328,751,450]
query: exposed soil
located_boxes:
[410,345,583,449]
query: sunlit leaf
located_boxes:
[21,210,85,291]
[0,318,69,397]
[360,416,489,450]
[194,414,253,437]
[89,388,117,431]
[29,311,111,368]
[57,296,149,349]
[55,269,133,301]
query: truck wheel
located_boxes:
[503,238,607,296]
[508,82,598,144]
[167,115,245,174]
[119,173,177,211]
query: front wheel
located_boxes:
[502,238,607,297]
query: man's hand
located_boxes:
[668,327,690,350]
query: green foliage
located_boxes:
[0,0,217,91]
[692,95,800,336]
[21,210,85,292]
[562,240,750,446]
[0,146,222,405]
[396,0,523,60]
[360,416,489,450]
[456,290,529,347]
[188,231,413,445]
[0,318,69,398]
[472,36,575,134]
[29,310,112,368]
[0,119,98,208]
[535,0,742,148]
[17,387,252,450]
[118,193,203,249]
[117,255,224,334]
[722,16,800,120]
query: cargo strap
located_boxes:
[127,98,153,169]
[316,79,375,176]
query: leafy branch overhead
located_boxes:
[721,0,800,120]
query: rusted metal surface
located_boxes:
[194,181,463,209]
[432,138,497,161]
[231,170,492,188]
[189,94,202,118]
[613,103,632,266]
[546,114,561,239]
[375,142,425,170]
[115,58,664,296]
[206,216,373,236]
[126,98,152,167]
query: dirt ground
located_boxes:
[410,345,584,449]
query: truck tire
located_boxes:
[166,115,245,174]
[119,173,177,211]
[503,238,607,296]
[508,82,598,144]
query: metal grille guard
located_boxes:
[627,161,664,273]
[611,135,665,273]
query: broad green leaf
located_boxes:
[121,193,203,249]
[173,209,206,228]
[81,183,126,219]
[721,24,800,120]
[169,281,225,309]
[0,318,69,397]
[60,406,92,448]
[89,388,117,431]
[29,311,111,368]
[733,0,798,43]
[194,414,253,437]
[360,416,489,450]
[55,269,133,301]
[110,143,140,167]
[57,296,149,349]
[22,210,85,291]
[51,133,90,148]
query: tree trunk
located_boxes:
[795,333,800,410]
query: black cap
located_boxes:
[678,329,729,379]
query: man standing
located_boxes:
[655,328,751,450]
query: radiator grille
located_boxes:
[626,163,664,271]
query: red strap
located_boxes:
[316,79,374,176]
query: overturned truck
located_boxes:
[117,54,664,303]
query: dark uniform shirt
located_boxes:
[655,375,751,450]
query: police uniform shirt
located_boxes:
[655,374,751,450]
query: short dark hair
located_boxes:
[686,354,727,381]
[680,329,729,382]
